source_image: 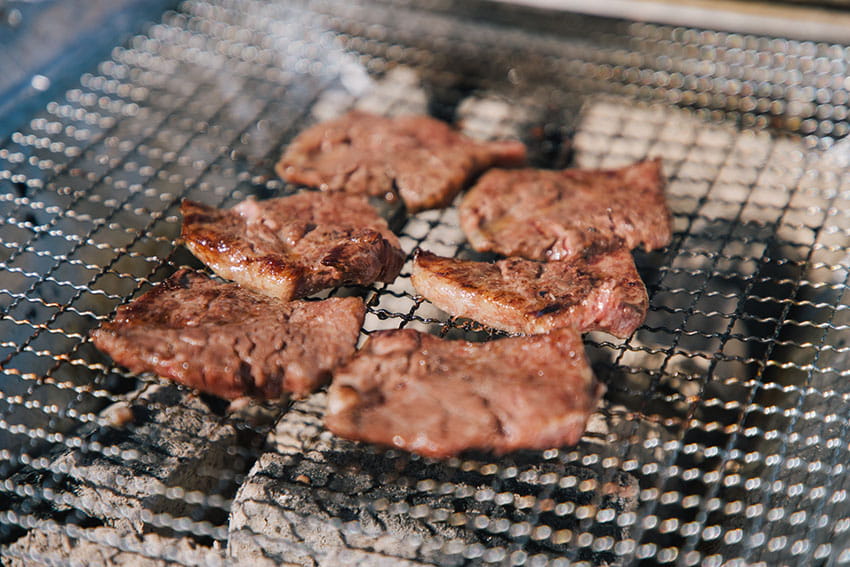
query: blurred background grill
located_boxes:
[3,0,850,565]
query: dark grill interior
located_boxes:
[3,1,850,565]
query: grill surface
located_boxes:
[2,1,850,565]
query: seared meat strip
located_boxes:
[91,269,366,400]
[180,192,405,301]
[276,110,527,213]
[411,248,647,338]
[460,159,671,261]
[326,328,604,458]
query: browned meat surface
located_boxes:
[411,248,647,338]
[276,110,527,213]
[325,328,604,458]
[91,269,366,400]
[180,192,405,301]
[460,159,671,261]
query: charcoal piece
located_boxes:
[4,525,224,567]
[228,394,640,566]
[4,385,274,544]
[227,394,471,567]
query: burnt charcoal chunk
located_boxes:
[180,191,405,301]
[91,269,365,400]
[5,527,223,567]
[230,394,481,566]
[460,159,671,261]
[276,110,527,213]
[325,328,604,458]
[411,248,647,338]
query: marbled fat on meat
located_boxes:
[326,328,604,458]
[91,269,366,400]
[411,248,648,338]
[276,111,527,213]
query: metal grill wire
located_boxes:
[1,0,850,565]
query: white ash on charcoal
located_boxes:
[455,93,547,161]
[228,394,469,567]
[355,66,429,117]
[228,393,640,567]
[4,524,224,567]
[2,383,278,551]
[456,94,533,142]
[229,477,442,567]
[309,65,429,123]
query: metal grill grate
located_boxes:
[3,1,850,565]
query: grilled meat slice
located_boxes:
[460,159,670,261]
[91,269,365,400]
[326,328,604,458]
[276,110,527,213]
[411,248,647,338]
[180,192,405,301]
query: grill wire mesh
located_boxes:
[3,0,850,565]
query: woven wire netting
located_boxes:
[3,0,850,565]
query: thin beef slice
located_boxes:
[326,327,604,458]
[460,158,671,261]
[180,191,405,301]
[411,248,647,338]
[276,110,527,213]
[91,269,366,400]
